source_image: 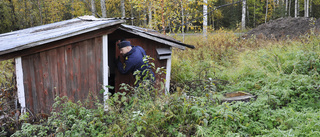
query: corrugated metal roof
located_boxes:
[119,24,195,49]
[0,16,125,56]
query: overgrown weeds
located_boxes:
[6,32,320,136]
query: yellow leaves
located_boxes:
[214,9,223,20]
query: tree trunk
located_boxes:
[289,0,291,16]
[71,0,74,18]
[181,0,185,42]
[304,0,306,16]
[148,2,152,29]
[241,0,246,30]
[130,0,134,25]
[101,0,107,18]
[254,0,256,27]
[143,8,147,28]
[8,0,17,29]
[310,0,312,17]
[285,0,288,16]
[161,0,165,34]
[91,0,96,17]
[306,0,309,17]
[294,0,297,17]
[203,0,207,38]
[265,0,268,23]
[37,0,43,25]
[298,0,300,16]
[121,0,125,18]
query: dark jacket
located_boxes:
[117,46,155,81]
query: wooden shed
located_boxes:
[0,16,194,114]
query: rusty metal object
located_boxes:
[221,91,257,103]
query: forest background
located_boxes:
[1,0,320,34]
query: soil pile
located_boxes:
[245,17,320,39]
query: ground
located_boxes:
[244,17,320,39]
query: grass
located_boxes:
[6,31,320,136]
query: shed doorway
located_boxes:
[108,40,117,95]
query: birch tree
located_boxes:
[295,0,298,17]
[265,0,268,23]
[148,2,152,29]
[181,0,185,42]
[203,0,208,38]
[285,0,288,16]
[242,0,246,30]
[101,0,107,17]
[121,0,125,18]
[91,0,96,16]
[304,0,309,17]
[289,0,291,16]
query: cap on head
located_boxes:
[117,41,131,49]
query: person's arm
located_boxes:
[117,57,135,74]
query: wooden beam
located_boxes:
[15,57,26,113]
[102,35,109,111]
[165,53,172,95]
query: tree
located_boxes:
[304,0,309,17]
[295,0,298,17]
[101,0,107,17]
[265,0,268,23]
[203,0,208,37]
[148,1,152,28]
[242,0,246,30]
[91,0,96,16]
[121,0,125,17]
[285,0,288,16]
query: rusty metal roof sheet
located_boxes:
[0,16,125,56]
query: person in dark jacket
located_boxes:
[116,40,155,87]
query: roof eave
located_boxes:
[0,20,125,56]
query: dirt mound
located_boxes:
[245,17,320,39]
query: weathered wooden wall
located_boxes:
[22,37,103,114]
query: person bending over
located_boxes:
[115,40,155,87]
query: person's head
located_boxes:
[118,40,132,56]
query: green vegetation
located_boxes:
[6,32,320,136]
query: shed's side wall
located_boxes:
[22,37,103,114]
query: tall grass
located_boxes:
[10,32,320,136]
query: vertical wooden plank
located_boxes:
[88,38,97,98]
[22,56,33,113]
[15,57,26,113]
[57,46,67,97]
[28,55,37,114]
[72,42,80,102]
[41,51,51,113]
[33,53,44,114]
[65,44,74,101]
[52,48,59,102]
[48,49,58,112]
[80,40,88,101]
[95,37,103,102]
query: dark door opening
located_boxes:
[108,40,117,95]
